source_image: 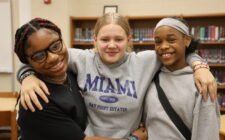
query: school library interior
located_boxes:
[0,0,225,140]
[70,14,225,112]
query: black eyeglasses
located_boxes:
[27,38,63,64]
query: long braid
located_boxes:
[14,18,61,64]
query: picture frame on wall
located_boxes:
[103,5,118,14]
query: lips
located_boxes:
[160,52,174,59]
[107,52,118,56]
[48,60,64,72]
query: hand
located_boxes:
[194,68,217,102]
[130,123,148,140]
[20,75,49,112]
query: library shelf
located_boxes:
[209,64,225,68]
[221,107,225,112]
[201,42,225,45]
[70,13,225,109]
[218,85,225,90]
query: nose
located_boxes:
[108,40,116,48]
[160,42,169,50]
[46,51,59,63]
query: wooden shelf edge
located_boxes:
[200,42,225,45]
[218,85,225,89]
[221,107,225,111]
[209,64,225,67]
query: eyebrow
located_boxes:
[29,38,61,56]
[45,38,61,48]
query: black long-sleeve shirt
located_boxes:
[18,72,87,140]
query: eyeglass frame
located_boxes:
[26,38,63,64]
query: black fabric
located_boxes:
[154,71,191,140]
[18,71,87,140]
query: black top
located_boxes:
[18,71,87,140]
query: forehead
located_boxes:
[97,24,127,36]
[26,29,59,54]
[154,26,183,37]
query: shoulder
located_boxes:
[68,48,95,58]
[128,50,157,62]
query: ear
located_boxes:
[184,35,192,48]
[92,34,99,52]
[129,35,133,43]
[93,34,97,45]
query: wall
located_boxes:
[0,0,225,92]
[69,0,225,16]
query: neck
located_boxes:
[166,62,188,72]
[41,73,67,84]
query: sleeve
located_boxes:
[186,53,205,66]
[191,95,220,140]
[68,48,95,75]
[16,64,35,83]
[18,100,86,140]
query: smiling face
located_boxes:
[154,26,191,71]
[94,24,131,65]
[26,28,68,79]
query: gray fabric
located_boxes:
[68,49,160,138]
[16,48,203,138]
[144,66,220,140]
[154,18,190,35]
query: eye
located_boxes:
[100,38,109,42]
[31,51,46,62]
[49,41,62,52]
[154,40,162,45]
[115,38,123,42]
[168,38,176,43]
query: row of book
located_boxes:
[74,26,225,43]
[198,48,225,64]
[211,69,225,86]
[191,26,225,42]
[74,28,94,43]
[218,93,225,108]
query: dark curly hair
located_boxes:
[14,18,61,64]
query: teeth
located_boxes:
[50,62,61,70]
[162,53,171,57]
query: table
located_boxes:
[0,96,18,140]
[0,98,17,111]
[220,115,225,140]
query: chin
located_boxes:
[51,67,67,77]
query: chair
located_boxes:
[0,92,18,140]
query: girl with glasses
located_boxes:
[16,13,216,139]
[15,18,147,140]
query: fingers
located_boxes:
[40,81,50,95]
[195,79,202,94]
[208,80,217,102]
[201,82,208,101]
[24,92,35,112]
[29,89,43,110]
[20,93,28,110]
[19,75,50,111]
[34,85,49,103]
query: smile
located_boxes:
[161,52,174,59]
[48,60,64,72]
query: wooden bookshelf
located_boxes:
[221,107,225,112]
[70,13,225,109]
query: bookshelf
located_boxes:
[70,13,225,111]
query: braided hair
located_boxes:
[14,18,61,64]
